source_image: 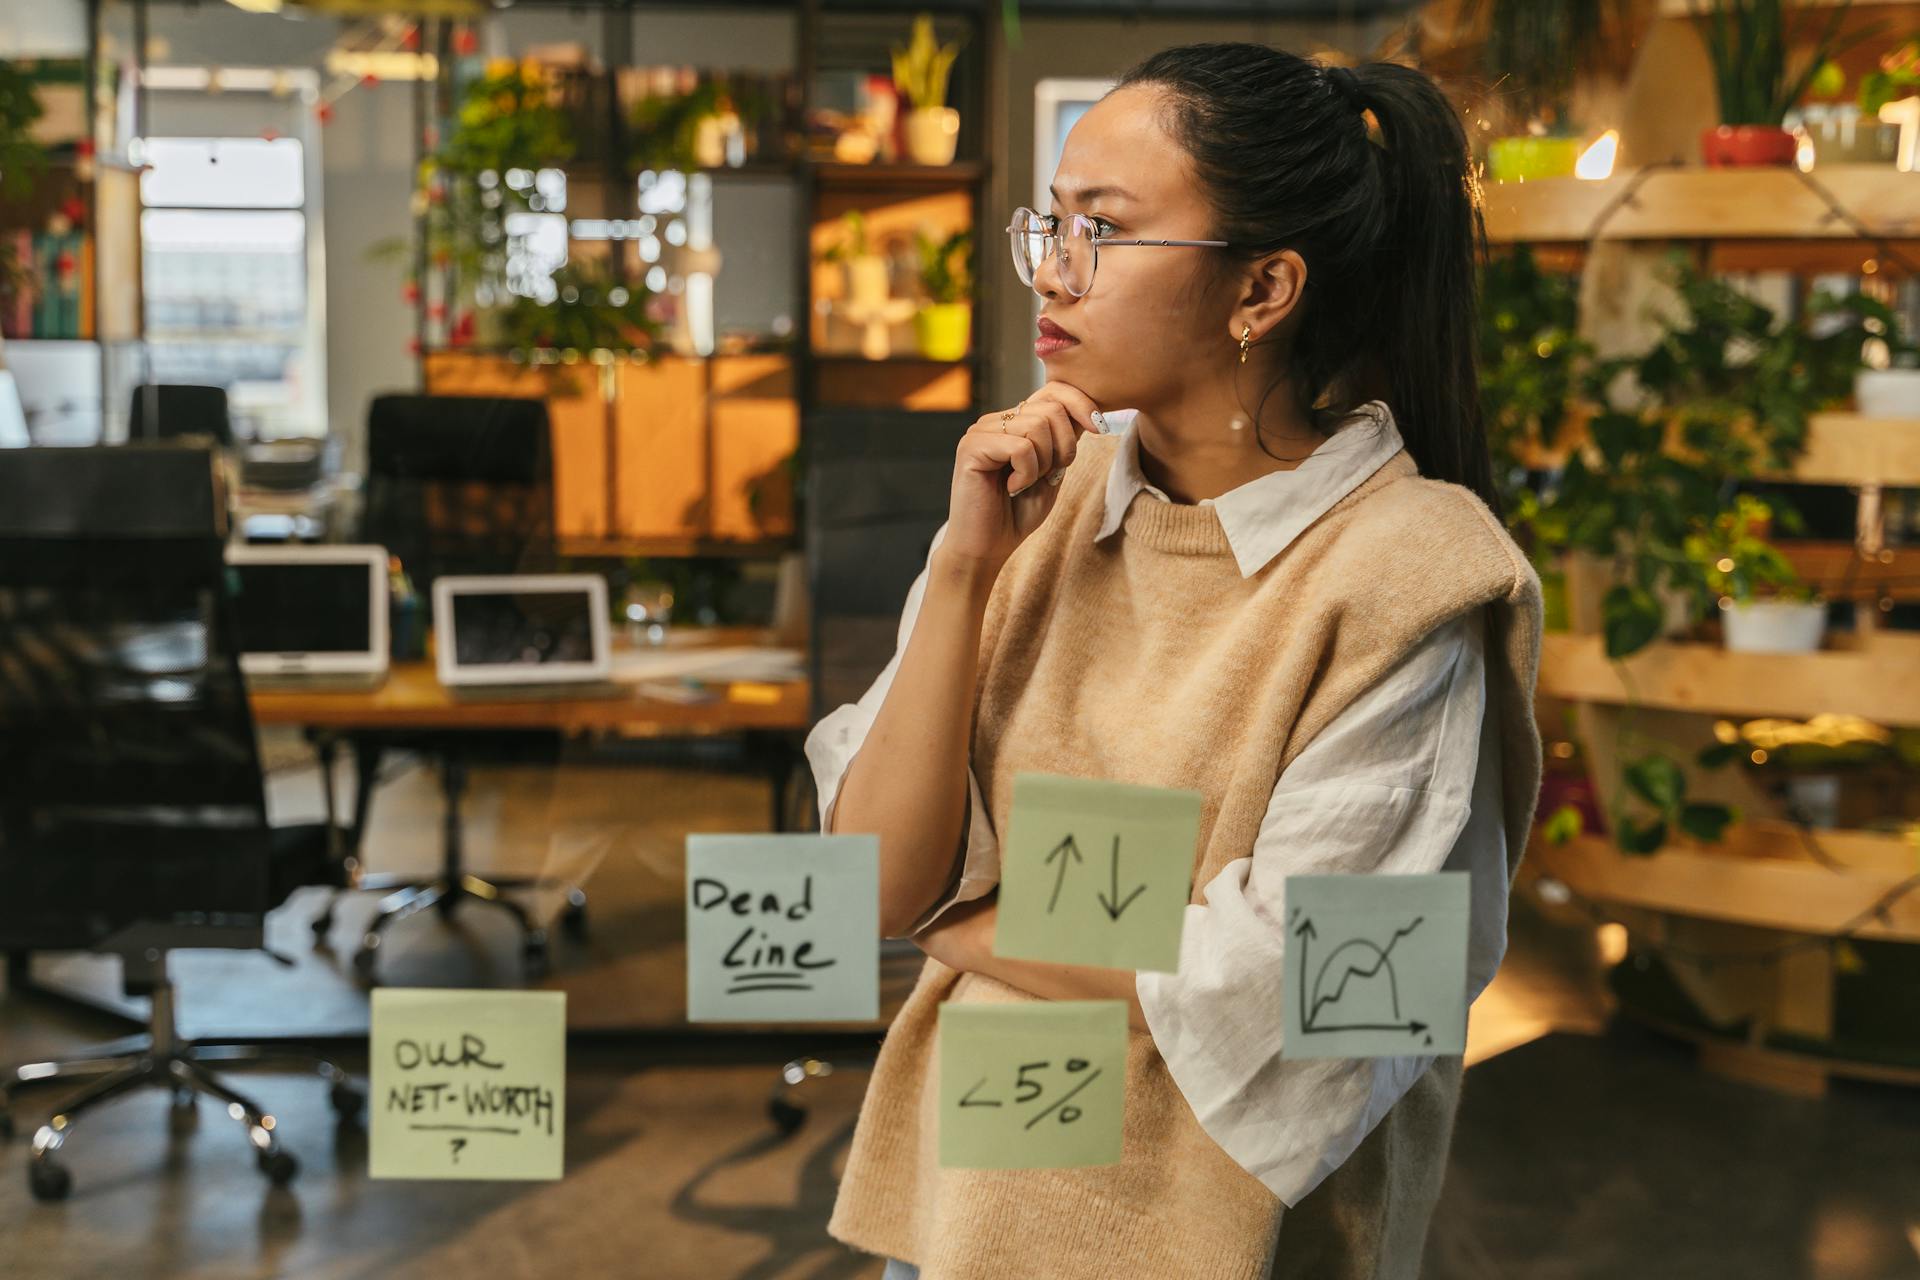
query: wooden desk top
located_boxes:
[249,626,811,733]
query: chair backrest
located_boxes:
[362,393,556,592]
[0,444,271,949]
[128,382,233,446]
[803,409,970,722]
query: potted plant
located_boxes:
[892,14,961,166]
[1692,0,1873,166]
[1468,0,1639,181]
[819,211,889,309]
[1795,57,1902,166]
[912,227,972,360]
[1683,493,1828,652]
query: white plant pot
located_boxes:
[1854,367,1920,418]
[846,255,890,309]
[905,106,960,165]
[1720,598,1826,653]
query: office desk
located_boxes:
[250,627,812,978]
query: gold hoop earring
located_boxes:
[1238,324,1252,364]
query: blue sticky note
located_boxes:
[686,833,879,1022]
[1282,871,1471,1059]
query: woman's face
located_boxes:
[1029,84,1243,412]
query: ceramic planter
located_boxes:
[1854,367,1920,417]
[1720,598,1826,653]
[1700,124,1797,167]
[905,106,960,165]
[1486,136,1580,182]
[914,303,970,360]
[846,255,890,310]
[1803,114,1900,166]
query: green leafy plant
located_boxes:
[1691,0,1879,126]
[1543,250,1895,658]
[1479,245,1595,532]
[629,78,770,172]
[1682,492,1815,604]
[1462,0,1639,130]
[0,60,49,297]
[913,227,972,304]
[816,211,872,265]
[1612,745,1742,854]
[497,258,663,354]
[891,14,960,112]
[1857,38,1920,115]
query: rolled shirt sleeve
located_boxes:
[801,519,1003,939]
[1136,608,1509,1207]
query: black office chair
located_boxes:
[0,444,362,1202]
[770,408,971,1135]
[309,393,585,981]
[127,383,234,446]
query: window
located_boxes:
[139,123,325,439]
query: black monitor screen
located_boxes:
[451,591,595,666]
[229,561,374,655]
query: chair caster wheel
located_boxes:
[352,945,379,981]
[560,898,588,942]
[257,1148,298,1185]
[29,1159,72,1202]
[768,1096,806,1136]
[522,936,550,979]
[330,1083,364,1120]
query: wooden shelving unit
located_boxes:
[1495,144,1920,1088]
[413,0,993,553]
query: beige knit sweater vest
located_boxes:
[828,429,1545,1280]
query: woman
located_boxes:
[803,42,1544,1280]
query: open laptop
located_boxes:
[432,574,624,700]
[224,545,390,690]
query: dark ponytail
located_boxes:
[1114,44,1502,521]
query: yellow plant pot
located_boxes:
[914,303,971,361]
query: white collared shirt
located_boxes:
[802,400,1508,1208]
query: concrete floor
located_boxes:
[4,739,1918,1279]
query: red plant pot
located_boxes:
[1699,124,1798,167]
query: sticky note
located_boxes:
[370,989,566,1180]
[686,833,879,1022]
[992,771,1200,972]
[1282,872,1471,1060]
[938,1000,1128,1169]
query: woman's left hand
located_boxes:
[910,893,997,971]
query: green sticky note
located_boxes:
[1282,872,1471,1060]
[686,833,879,1022]
[938,1000,1127,1169]
[993,771,1200,972]
[369,989,566,1181]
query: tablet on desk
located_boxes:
[225,545,390,689]
[433,573,613,692]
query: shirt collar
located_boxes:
[1093,401,1407,578]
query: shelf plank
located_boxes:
[1517,409,1920,488]
[811,160,986,190]
[1530,830,1920,942]
[1484,165,1920,244]
[1537,630,1920,726]
[1756,412,1920,487]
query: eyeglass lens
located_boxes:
[1009,209,1094,297]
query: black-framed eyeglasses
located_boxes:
[1006,206,1231,298]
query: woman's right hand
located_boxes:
[940,380,1102,574]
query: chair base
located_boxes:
[313,875,587,983]
[1,978,362,1202]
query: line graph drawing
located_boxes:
[1292,910,1435,1047]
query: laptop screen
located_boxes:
[229,561,376,656]
[450,589,597,668]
